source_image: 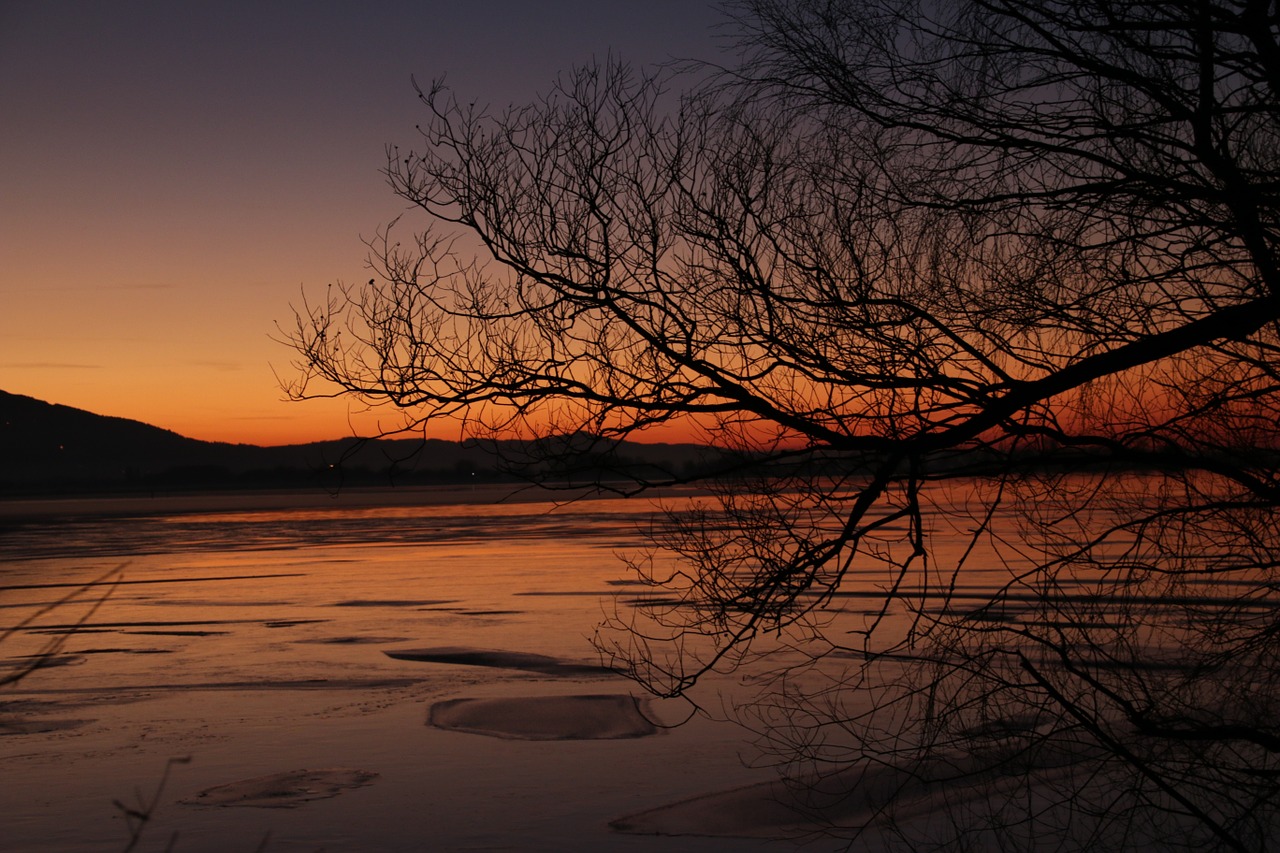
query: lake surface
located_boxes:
[6,479,1234,852]
[0,486,824,852]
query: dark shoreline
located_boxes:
[0,482,711,521]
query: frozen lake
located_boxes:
[5,479,1244,852]
[0,486,828,852]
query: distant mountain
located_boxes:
[0,390,723,496]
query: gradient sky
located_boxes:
[1,1,727,445]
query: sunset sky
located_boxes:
[1,1,725,446]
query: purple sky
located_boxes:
[0,1,728,444]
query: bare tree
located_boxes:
[285,1,1280,848]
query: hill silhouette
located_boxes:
[0,390,720,496]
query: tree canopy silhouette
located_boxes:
[286,1,1280,848]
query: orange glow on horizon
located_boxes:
[1,375,718,449]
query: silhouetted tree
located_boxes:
[285,1,1280,848]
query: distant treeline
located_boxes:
[4,390,1269,498]
[0,390,725,496]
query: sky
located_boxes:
[0,1,728,446]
